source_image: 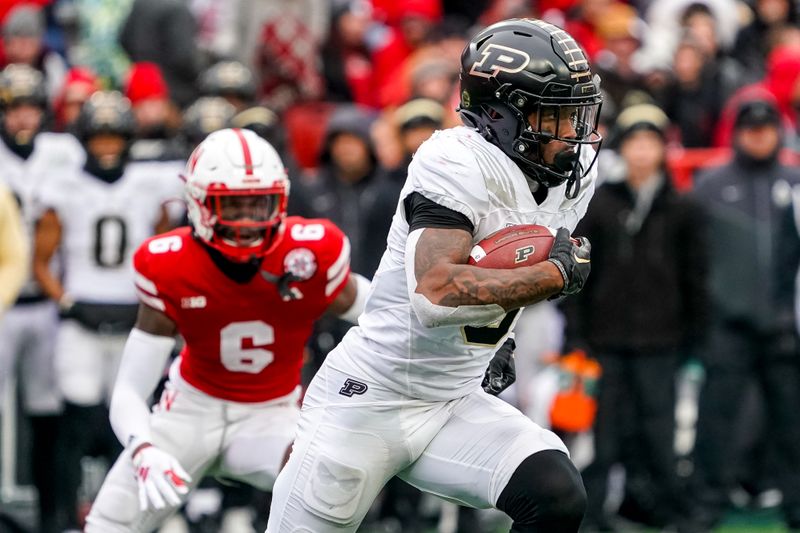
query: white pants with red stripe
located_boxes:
[265,360,568,533]
[85,368,300,533]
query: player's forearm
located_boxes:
[110,329,175,447]
[32,262,64,302]
[418,261,564,312]
[110,383,155,447]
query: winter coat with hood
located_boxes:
[288,105,400,278]
[696,97,800,333]
[714,47,800,148]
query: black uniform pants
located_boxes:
[581,350,683,527]
[694,323,800,525]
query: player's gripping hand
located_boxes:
[131,442,192,511]
[482,337,516,395]
[547,228,591,296]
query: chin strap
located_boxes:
[555,151,582,200]
[565,175,581,199]
[260,270,302,301]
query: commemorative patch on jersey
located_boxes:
[283,248,317,281]
[181,296,207,309]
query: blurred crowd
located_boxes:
[0,0,799,532]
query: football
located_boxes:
[468,224,557,268]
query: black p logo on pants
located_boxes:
[339,378,368,397]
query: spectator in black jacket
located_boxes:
[289,104,395,277]
[565,104,708,532]
[691,96,800,531]
[732,0,799,82]
[288,104,397,381]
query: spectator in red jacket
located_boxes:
[714,45,800,147]
[52,67,100,132]
[322,0,377,107]
[371,0,442,107]
[563,0,612,61]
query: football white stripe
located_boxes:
[327,237,351,281]
[325,261,350,297]
[135,287,166,311]
[134,271,158,295]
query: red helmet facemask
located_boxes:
[203,184,288,262]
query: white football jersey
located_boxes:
[0,132,85,298]
[39,160,176,304]
[150,159,186,223]
[331,126,597,400]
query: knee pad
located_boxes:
[303,452,367,525]
[496,450,587,533]
[300,424,387,527]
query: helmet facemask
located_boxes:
[467,80,602,199]
[194,185,287,263]
[458,15,606,200]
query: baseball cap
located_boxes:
[734,99,780,129]
[615,103,670,142]
[395,98,444,130]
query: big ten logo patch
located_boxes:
[339,378,368,397]
[181,295,207,309]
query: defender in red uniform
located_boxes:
[85,128,370,532]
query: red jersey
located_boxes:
[132,217,350,402]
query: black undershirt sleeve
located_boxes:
[404,192,474,234]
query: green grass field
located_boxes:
[359,508,796,533]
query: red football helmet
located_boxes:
[184,128,289,262]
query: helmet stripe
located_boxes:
[232,128,254,176]
[188,145,203,173]
[523,19,590,79]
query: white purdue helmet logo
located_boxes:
[469,44,531,79]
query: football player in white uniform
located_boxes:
[32,91,174,531]
[267,19,601,533]
[0,64,85,533]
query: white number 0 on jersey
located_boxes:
[220,320,274,373]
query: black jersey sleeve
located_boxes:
[404,192,474,234]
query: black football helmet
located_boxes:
[0,64,47,109]
[230,105,285,152]
[199,61,257,101]
[458,19,602,198]
[181,96,236,148]
[74,91,135,142]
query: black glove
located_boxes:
[482,337,516,395]
[547,227,591,296]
